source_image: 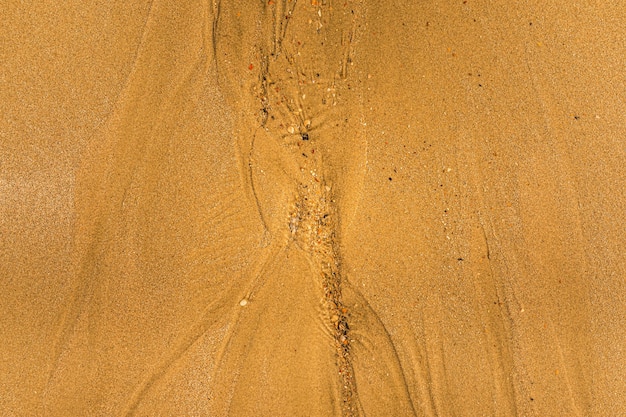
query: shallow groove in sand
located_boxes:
[215,1,419,415]
[289,159,358,415]
[245,1,364,413]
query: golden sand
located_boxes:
[1,1,625,415]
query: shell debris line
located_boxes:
[249,1,364,414]
[288,159,358,416]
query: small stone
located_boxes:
[287,126,295,134]
[239,299,248,306]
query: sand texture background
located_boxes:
[1,1,625,416]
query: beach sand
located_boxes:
[1,1,625,415]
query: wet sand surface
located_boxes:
[1,1,625,416]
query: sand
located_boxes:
[1,1,625,416]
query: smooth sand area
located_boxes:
[1,1,625,416]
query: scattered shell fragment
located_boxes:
[287,126,296,134]
[239,299,248,307]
